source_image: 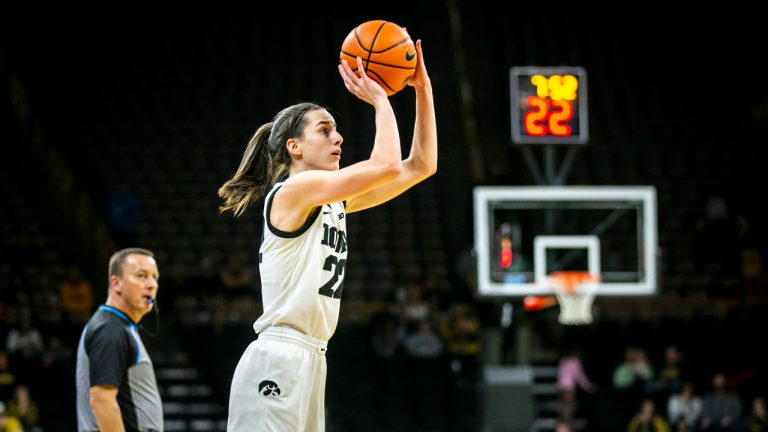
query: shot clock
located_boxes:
[510,66,588,145]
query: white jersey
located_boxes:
[253,182,348,341]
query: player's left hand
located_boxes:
[407,40,430,89]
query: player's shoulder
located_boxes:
[263,180,287,205]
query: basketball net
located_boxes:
[549,271,599,325]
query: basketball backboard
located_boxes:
[473,186,658,296]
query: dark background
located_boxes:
[1,6,766,432]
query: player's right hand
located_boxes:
[338,56,389,106]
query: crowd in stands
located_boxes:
[554,342,767,432]
[0,243,766,431]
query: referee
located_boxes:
[76,248,163,432]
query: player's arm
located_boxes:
[273,57,402,228]
[346,40,437,213]
[90,385,126,432]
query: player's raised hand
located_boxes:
[407,40,431,89]
[338,56,389,106]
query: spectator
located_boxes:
[655,345,684,392]
[439,303,481,387]
[700,372,743,431]
[399,280,431,326]
[614,346,656,422]
[653,345,685,416]
[667,382,702,431]
[5,385,39,431]
[614,347,656,391]
[628,399,671,432]
[745,396,767,432]
[0,402,22,432]
[58,266,94,324]
[557,347,595,424]
[5,312,44,382]
[5,313,45,360]
[404,319,444,360]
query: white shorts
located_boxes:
[227,326,328,432]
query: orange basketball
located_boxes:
[340,20,416,96]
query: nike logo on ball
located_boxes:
[405,50,416,61]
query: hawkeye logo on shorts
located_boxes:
[258,380,281,397]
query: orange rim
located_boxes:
[549,271,600,293]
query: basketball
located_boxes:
[340,20,417,96]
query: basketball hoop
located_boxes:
[548,271,599,325]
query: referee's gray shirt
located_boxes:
[76,305,163,431]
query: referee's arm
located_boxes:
[90,384,126,432]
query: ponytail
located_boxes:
[218,102,322,217]
[218,123,273,217]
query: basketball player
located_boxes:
[76,248,163,432]
[219,40,436,431]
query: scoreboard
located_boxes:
[510,66,588,145]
